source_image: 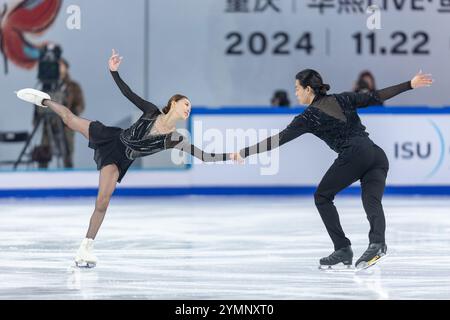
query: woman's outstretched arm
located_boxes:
[342,70,433,109]
[168,133,231,162]
[109,49,159,114]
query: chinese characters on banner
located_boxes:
[224,0,450,14]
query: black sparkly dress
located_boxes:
[88,71,229,183]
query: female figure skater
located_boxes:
[231,69,433,269]
[16,49,230,267]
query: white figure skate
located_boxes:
[74,238,98,268]
[15,88,51,107]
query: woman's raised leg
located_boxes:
[42,99,91,140]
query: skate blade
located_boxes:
[74,261,96,269]
[356,253,388,271]
[319,263,354,272]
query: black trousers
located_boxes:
[314,141,389,250]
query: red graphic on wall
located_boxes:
[0,0,62,74]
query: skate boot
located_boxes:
[355,243,387,270]
[74,238,98,268]
[15,88,50,107]
[319,246,353,270]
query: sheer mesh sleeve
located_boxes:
[167,133,230,162]
[240,114,309,158]
[111,71,160,115]
[340,81,413,109]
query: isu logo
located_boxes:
[393,120,446,179]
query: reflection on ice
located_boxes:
[353,267,390,300]
[0,196,449,299]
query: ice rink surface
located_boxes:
[0,196,449,300]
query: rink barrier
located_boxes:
[1,106,450,197]
[2,186,450,198]
[191,106,450,115]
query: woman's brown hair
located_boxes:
[162,94,189,114]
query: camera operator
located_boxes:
[33,57,85,168]
[58,58,85,168]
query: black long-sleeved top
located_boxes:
[241,81,413,157]
[111,71,229,162]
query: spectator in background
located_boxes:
[271,90,291,107]
[33,58,85,168]
[353,71,383,106]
